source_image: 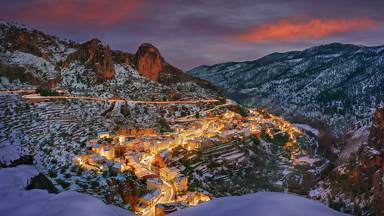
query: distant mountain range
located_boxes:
[189,43,384,134]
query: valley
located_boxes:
[1,19,383,216]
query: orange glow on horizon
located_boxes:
[238,18,377,42]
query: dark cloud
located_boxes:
[1,0,383,69]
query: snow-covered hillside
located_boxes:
[0,165,134,216]
[0,21,221,100]
[189,43,384,134]
[172,192,348,216]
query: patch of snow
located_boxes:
[239,88,257,94]
[0,165,134,216]
[293,156,319,166]
[172,192,348,216]
[294,124,319,136]
[309,188,323,197]
[0,139,20,165]
[7,51,57,79]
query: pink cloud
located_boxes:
[238,18,378,42]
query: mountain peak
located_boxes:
[64,38,115,82]
[83,38,103,45]
[137,43,160,52]
[306,42,362,54]
[134,43,165,81]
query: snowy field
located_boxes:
[172,192,349,216]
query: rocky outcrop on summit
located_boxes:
[63,39,115,82]
[133,43,222,94]
[133,43,163,81]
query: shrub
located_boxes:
[56,179,71,189]
[91,181,100,188]
[48,170,57,178]
[157,117,171,133]
[36,86,59,96]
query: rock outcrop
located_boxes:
[64,39,115,82]
[325,107,384,215]
[366,107,384,215]
[133,43,163,81]
[133,43,222,94]
[111,50,134,65]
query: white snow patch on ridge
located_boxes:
[8,51,57,78]
[295,123,320,136]
[171,192,349,216]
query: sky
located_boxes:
[1,0,383,70]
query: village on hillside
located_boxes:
[0,84,311,216]
[73,107,302,215]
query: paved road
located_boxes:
[139,155,176,216]
[21,94,219,105]
[141,180,174,216]
[0,89,36,94]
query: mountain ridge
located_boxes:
[194,43,384,69]
[188,42,384,135]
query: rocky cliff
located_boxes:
[366,107,384,215]
[312,107,384,215]
[133,43,163,81]
[133,43,222,94]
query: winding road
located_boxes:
[138,154,176,216]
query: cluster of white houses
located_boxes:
[74,111,264,173]
[73,111,272,181]
[73,110,301,212]
[75,133,187,175]
[74,129,191,206]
